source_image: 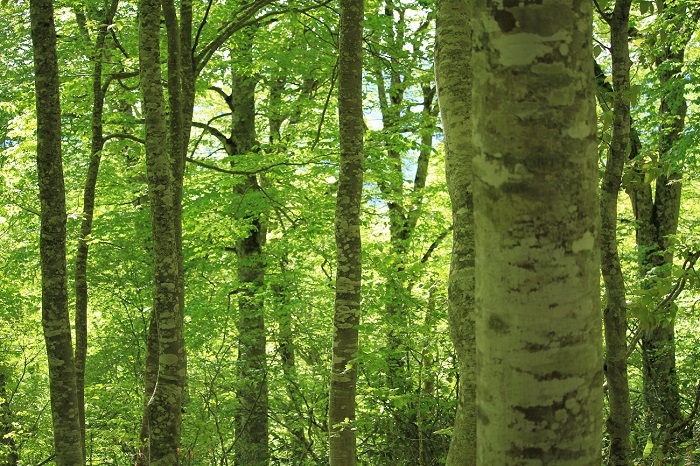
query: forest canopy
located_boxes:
[1,0,700,464]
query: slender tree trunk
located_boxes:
[599,2,632,464]
[328,0,364,461]
[138,0,186,462]
[435,0,475,463]
[73,3,120,459]
[271,260,317,461]
[229,31,269,466]
[471,0,602,463]
[30,0,85,464]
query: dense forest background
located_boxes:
[1,0,700,464]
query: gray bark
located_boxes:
[218,31,270,466]
[435,0,476,463]
[138,0,186,462]
[471,0,603,462]
[598,2,632,464]
[30,0,85,463]
[328,0,364,461]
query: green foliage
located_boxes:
[2,0,698,462]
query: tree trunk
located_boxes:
[435,0,476,463]
[230,31,270,466]
[640,46,687,449]
[30,0,85,464]
[471,0,603,463]
[599,2,632,464]
[138,0,186,462]
[328,0,364,461]
[627,4,694,449]
[73,3,120,459]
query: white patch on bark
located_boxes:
[492,31,569,66]
[571,231,594,253]
[565,121,592,139]
[476,154,531,188]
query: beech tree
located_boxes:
[229,30,270,465]
[470,0,603,463]
[137,0,188,462]
[71,2,121,457]
[328,0,364,461]
[29,0,85,463]
[435,0,475,463]
[597,0,633,463]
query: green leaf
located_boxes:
[643,433,653,458]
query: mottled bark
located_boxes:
[138,0,186,462]
[73,3,119,458]
[471,0,603,463]
[328,0,363,461]
[435,0,475,463]
[230,31,269,466]
[233,204,268,466]
[598,2,632,464]
[30,0,85,464]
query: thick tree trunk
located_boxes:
[30,0,85,464]
[233,206,268,466]
[328,0,364,461]
[435,0,476,463]
[138,0,186,462]
[471,0,603,463]
[599,2,632,464]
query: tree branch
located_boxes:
[103,133,146,145]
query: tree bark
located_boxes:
[471,0,603,463]
[221,30,270,466]
[30,0,85,464]
[138,0,186,462]
[73,3,120,459]
[328,0,364,461]
[599,2,632,464]
[435,0,476,463]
